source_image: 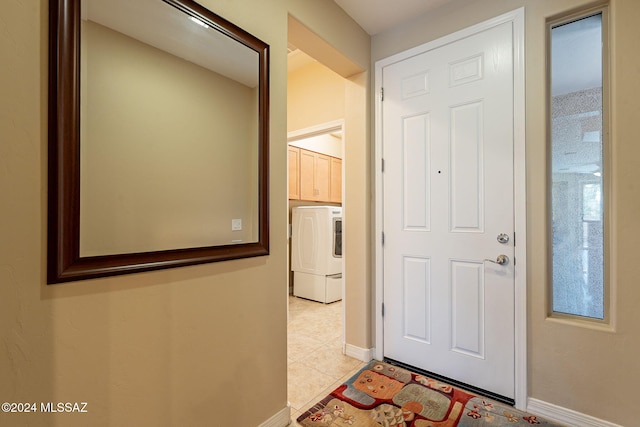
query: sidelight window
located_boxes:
[548,8,609,321]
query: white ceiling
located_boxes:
[330,0,601,98]
[333,0,455,35]
[289,0,456,73]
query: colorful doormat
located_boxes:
[296,361,562,426]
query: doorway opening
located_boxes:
[286,16,368,413]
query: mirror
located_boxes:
[48,0,270,283]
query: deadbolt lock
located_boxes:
[497,233,510,244]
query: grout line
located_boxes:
[294,362,366,414]
[288,295,360,415]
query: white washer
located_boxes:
[291,206,342,303]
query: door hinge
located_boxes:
[382,302,385,317]
[380,87,384,102]
[513,232,516,246]
[381,158,385,172]
[381,232,385,245]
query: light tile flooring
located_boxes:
[287,296,366,425]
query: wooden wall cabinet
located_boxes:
[288,146,300,200]
[299,149,330,201]
[289,146,342,203]
[330,157,342,203]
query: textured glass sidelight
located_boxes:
[550,13,605,319]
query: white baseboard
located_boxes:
[344,343,374,362]
[258,404,291,427]
[527,398,622,427]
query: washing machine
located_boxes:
[291,206,342,303]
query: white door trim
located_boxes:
[373,8,527,410]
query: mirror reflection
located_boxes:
[48,0,269,283]
[79,0,260,256]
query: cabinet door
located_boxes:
[315,153,331,201]
[288,146,300,199]
[299,149,316,201]
[330,157,342,203]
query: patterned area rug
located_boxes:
[297,361,562,426]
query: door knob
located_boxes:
[484,254,509,265]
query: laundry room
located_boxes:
[287,130,343,302]
[287,45,347,303]
[285,49,358,408]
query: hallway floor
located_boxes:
[287,296,366,424]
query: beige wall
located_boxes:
[14,0,638,423]
[287,61,345,132]
[373,0,639,424]
[0,1,368,427]
[343,71,372,350]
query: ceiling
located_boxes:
[315,1,604,176]
[333,0,455,35]
[288,0,456,72]
[310,1,601,99]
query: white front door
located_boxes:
[381,21,516,399]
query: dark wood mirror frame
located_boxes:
[48,0,270,284]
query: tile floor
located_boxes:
[287,295,366,426]
[286,297,559,427]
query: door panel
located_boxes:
[402,256,431,343]
[382,21,515,398]
[299,149,315,201]
[315,153,330,201]
[330,157,342,203]
[450,101,483,231]
[450,260,484,358]
[288,146,300,200]
[403,113,431,231]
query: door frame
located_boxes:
[373,8,527,409]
